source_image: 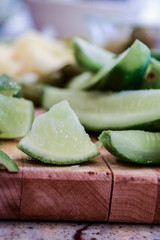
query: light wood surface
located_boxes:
[101,146,159,223]
[0,141,111,221]
[0,109,160,222]
[21,154,111,221]
[1,141,160,222]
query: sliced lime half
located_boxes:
[17,100,99,165]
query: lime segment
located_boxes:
[42,87,160,131]
[99,130,160,164]
[0,94,34,139]
[0,150,19,172]
[0,74,21,96]
[73,37,115,72]
[89,40,151,91]
[17,100,99,165]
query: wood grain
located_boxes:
[0,141,25,219]
[0,140,112,221]
[152,168,160,223]
[20,154,111,221]
[1,141,160,222]
[101,147,158,223]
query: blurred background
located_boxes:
[0,0,160,52]
[1,0,160,84]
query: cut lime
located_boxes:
[17,100,99,165]
[99,130,160,164]
[0,74,21,96]
[0,94,34,139]
[66,72,94,90]
[0,150,19,172]
[42,87,160,132]
[73,37,115,72]
[88,40,151,91]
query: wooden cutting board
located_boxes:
[0,110,160,223]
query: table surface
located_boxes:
[0,221,160,240]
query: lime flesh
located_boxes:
[17,100,99,165]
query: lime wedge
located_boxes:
[89,40,151,91]
[0,94,34,139]
[42,87,160,132]
[0,74,21,96]
[73,37,115,72]
[17,100,99,165]
[99,130,160,164]
[0,150,19,172]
